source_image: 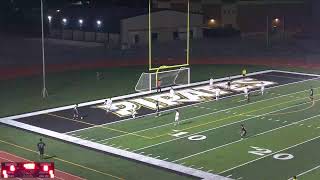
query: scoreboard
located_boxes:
[1,162,54,178]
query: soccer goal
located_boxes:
[135,67,190,92]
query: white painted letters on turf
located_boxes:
[96,78,276,118]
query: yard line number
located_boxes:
[170,131,207,141]
[248,146,294,160]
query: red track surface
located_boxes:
[0,57,318,81]
[0,151,85,180]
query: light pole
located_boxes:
[62,18,67,39]
[78,19,84,40]
[41,0,48,98]
[96,20,102,41]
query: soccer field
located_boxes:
[3,70,320,179]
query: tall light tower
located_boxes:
[41,0,48,98]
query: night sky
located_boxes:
[0,0,148,33]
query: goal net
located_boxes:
[135,68,190,92]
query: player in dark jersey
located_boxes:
[240,124,247,139]
[156,101,160,117]
[227,77,231,89]
[37,138,46,159]
[310,87,314,102]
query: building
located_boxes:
[153,0,309,34]
[121,10,203,47]
[48,6,203,48]
[48,6,148,46]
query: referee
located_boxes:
[37,138,46,159]
[242,68,247,79]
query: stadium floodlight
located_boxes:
[62,18,67,25]
[56,9,60,12]
[47,16,52,23]
[96,20,102,27]
[78,19,83,26]
[210,19,215,23]
[274,18,279,23]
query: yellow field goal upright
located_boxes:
[135,0,191,92]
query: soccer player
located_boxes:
[131,105,136,119]
[73,104,79,120]
[215,88,221,100]
[242,68,247,79]
[157,79,162,92]
[37,138,46,159]
[170,87,175,101]
[174,110,180,126]
[155,100,160,117]
[292,176,297,180]
[104,98,113,113]
[260,82,265,95]
[310,86,314,102]
[244,86,249,102]
[227,77,231,89]
[240,124,247,139]
[209,77,214,89]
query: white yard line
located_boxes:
[64,73,319,135]
[173,113,320,162]
[288,164,320,179]
[95,88,312,143]
[133,98,316,152]
[219,134,320,174]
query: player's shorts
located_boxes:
[39,149,44,155]
[175,118,179,122]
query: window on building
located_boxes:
[134,34,139,44]
[173,32,179,40]
[190,30,194,39]
[152,33,158,41]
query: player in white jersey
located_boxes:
[104,98,112,112]
[73,104,79,120]
[174,110,180,126]
[215,88,221,100]
[244,86,249,102]
[131,105,136,119]
[260,82,265,95]
[209,77,214,89]
[170,87,175,100]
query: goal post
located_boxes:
[135,67,190,92]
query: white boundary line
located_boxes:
[0,119,232,180]
[0,70,318,180]
[65,71,320,135]
[290,165,320,179]
[95,87,316,143]
[173,112,320,162]
[219,133,320,175]
[132,96,314,152]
